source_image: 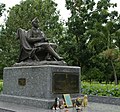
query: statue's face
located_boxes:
[32,19,39,28]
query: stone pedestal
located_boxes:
[0,65,80,109]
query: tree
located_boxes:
[6,0,63,41]
[62,0,96,67]
[100,49,120,84]
[89,21,120,85]
[114,29,120,50]
[63,0,120,83]
[0,3,5,17]
[0,3,6,78]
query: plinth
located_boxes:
[0,65,80,109]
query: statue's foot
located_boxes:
[46,57,51,61]
[58,57,63,61]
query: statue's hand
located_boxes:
[35,47,44,52]
[44,38,48,42]
[39,37,45,42]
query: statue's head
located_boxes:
[32,17,39,28]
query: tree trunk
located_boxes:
[110,60,118,85]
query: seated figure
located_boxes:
[17,17,63,62]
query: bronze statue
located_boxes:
[17,17,63,63]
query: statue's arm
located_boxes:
[41,31,49,42]
[27,30,45,43]
[26,37,45,43]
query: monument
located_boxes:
[0,17,80,109]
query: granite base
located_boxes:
[0,65,81,108]
[0,94,54,109]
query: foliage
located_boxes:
[0,27,18,78]
[6,0,63,42]
[82,67,104,83]
[100,49,120,84]
[0,3,5,17]
[114,29,120,49]
[0,3,6,78]
[81,82,120,97]
[0,81,3,92]
[62,0,120,83]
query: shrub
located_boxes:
[81,82,120,97]
[0,80,3,92]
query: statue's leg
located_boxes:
[45,44,63,61]
[34,55,39,61]
[31,50,39,61]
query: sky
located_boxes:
[0,0,120,24]
[0,0,70,24]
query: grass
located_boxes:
[81,82,120,97]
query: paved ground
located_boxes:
[0,101,120,112]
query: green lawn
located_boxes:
[81,82,120,97]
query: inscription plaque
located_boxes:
[18,78,26,86]
[52,73,79,94]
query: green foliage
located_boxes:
[6,0,63,42]
[114,29,120,50]
[0,80,3,92]
[82,82,120,97]
[62,0,120,83]
[82,67,104,82]
[0,3,5,17]
[0,27,19,78]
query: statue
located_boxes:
[17,17,63,64]
[82,95,88,107]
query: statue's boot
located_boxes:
[34,55,39,61]
[46,45,63,61]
